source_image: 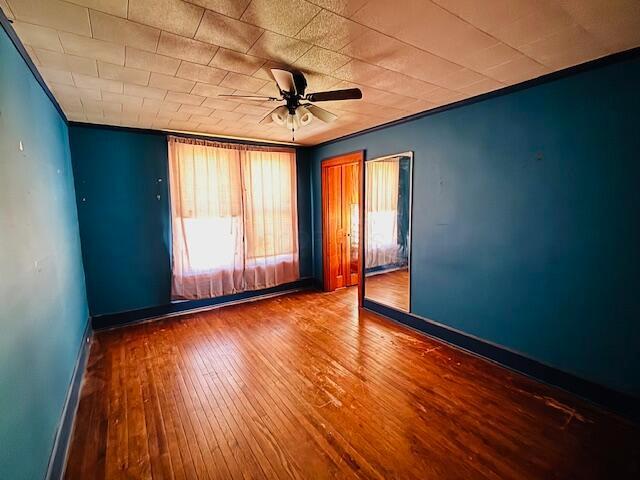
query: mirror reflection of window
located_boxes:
[364,153,412,312]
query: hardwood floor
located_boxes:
[65,287,638,479]
[365,268,409,311]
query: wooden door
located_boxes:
[322,152,363,293]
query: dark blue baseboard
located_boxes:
[45,319,92,480]
[92,278,314,330]
[363,299,639,424]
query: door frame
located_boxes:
[321,150,365,307]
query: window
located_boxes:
[168,136,299,300]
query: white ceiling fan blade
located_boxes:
[271,69,296,94]
[307,104,338,123]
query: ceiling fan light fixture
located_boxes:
[271,105,289,125]
[297,105,314,126]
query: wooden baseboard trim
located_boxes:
[363,299,639,424]
[45,320,92,480]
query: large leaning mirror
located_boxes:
[363,152,413,312]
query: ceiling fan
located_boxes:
[218,69,362,140]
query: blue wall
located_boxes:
[0,27,89,480]
[69,127,172,315]
[69,125,314,316]
[309,54,640,398]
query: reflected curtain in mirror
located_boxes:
[168,136,299,300]
[366,159,400,268]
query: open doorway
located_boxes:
[321,151,364,306]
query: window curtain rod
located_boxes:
[168,135,296,154]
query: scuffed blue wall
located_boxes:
[308,54,640,397]
[0,27,89,480]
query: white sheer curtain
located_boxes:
[366,159,400,269]
[168,136,299,300]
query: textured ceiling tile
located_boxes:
[80,99,105,113]
[252,60,288,80]
[60,32,125,65]
[165,91,206,106]
[296,9,367,50]
[433,0,538,33]
[341,29,461,83]
[176,62,227,85]
[254,82,281,98]
[60,98,84,112]
[210,48,266,75]
[332,59,426,97]
[157,110,192,121]
[248,31,311,64]
[169,119,203,131]
[73,72,123,92]
[152,118,170,129]
[35,48,98,75]
[456,43,521,72]
[1,0,15,19]
[84,112,106,123]
[239,114,264,124]
[352,0,421,36]
[457,77,503,96]
[102,112,122,124]
[157,31,218,65]
[187,0,251,18]
[232,103,274,116]
[490,6,574,48]
[306,0,369,17]
[63,0,128,18]
[294,46,350,75]
[192,82,235,97]
[123,83,167,99]
[333,59,381,85]
[420,88,464,104]
[8,0,91,35]
[40,67,74,85]
[354,0,495,62]
[24,45,39,65]
[12,22,63,51]
[483,54,550,83]
[219,72,268,93]
[128,0,204,37]
[148,73,195,93]
[518,24,608,69]
[142,98,181,112]
[400,98,438,113]
[178,104,213,116]
[102,91,143,108]
[556,0,640,51]
[189,114,220,125]
[202,97,244,111]
[195,10,263,53]
[126,47,181,75]
[241,0,320,36]
[210,109,245,121]
[98,61,150,86]
[303,71,341,92]
[90,10,160,52]
[50,82,101,100]
[435,68,489,90]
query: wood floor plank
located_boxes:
[65,287,639,479]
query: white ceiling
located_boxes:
[3,0,639,145]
